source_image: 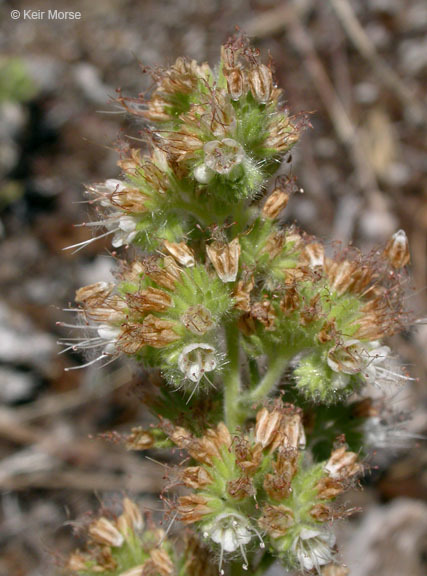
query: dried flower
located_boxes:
[324,446,362,480]
[126,427,155,451]
[88,517,124,547]
[262,189,290,219]
[249,64,273,104]
[206,238,240,283]
[384,229,410,268]
[181,305,214,335]
[163,240,195,267]
[258,504,295,538]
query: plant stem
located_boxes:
[223,322,242,431]
[245,354,290,405]
[253,551,276,576]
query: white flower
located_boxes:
[194,163,214,184]
[358,342,391,385]
[291,527,335,572]
[178,343,217,383]
[110,215,139,248]
[202,511,265,573]
[97,324,121,355]
[206,512,252,553]
[327,339,363,375]
[203,138,245,175]
[327,339,392,387]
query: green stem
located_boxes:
[223,322,241,431]
[245,354,290,405]
[253,551,276,576]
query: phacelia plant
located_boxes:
[61,35,414,576]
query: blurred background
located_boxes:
[0,1,426,574]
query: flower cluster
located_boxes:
[236,225,411,402]
[63,249,236,394]
[68,36,305,257]
[160,402,361,573]
[63,35,416,576]
[65,498,174,576]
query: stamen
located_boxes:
[64,354,109,371]
[63,228,118,253]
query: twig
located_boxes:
[329,0,427,125]
[0,468,160,492]
[285,7,382,201]
[13,365,132,422]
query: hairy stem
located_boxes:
[223,322,242,431]
[245,354,290,405]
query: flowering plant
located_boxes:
[62,35,413,576]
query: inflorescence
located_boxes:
[61,34,414,576]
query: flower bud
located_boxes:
[262,189,289,219]
[384,229,410,268]
[194,163,215,184]
[206,238,240,283]
[249,64,273,104]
